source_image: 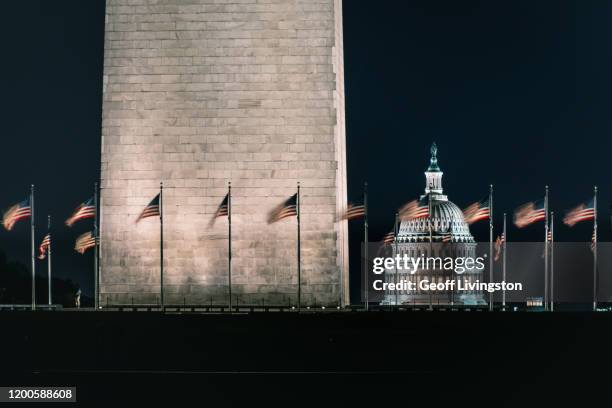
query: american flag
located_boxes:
[136,194,161,222]
[399,198,429,220]
[38,233,51,260]
[75,231,96,254]
[382,231,395,245]
[66,197,95,227]
[591,230,597,252]
[563,200,595,227]
[540,229,554,259]
[268,194,297,223]
[463,198,490,224]
[338,203,365,221]
[210,193,229,226]
[441,233,452,243]
[3,199,32,231]
[494,233,505,261]
[513,200,546,228]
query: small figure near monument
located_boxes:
[75,288,81,309]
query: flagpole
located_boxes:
[94,182,99,310]
[489,184,494,312]
[394,212,399,307]
[550,211,554,312]
[364,182,368,311]
[47,215,52,306]
[31,184,36,311]
[544,185,549,312]
[297,182,301,311]
[428,187,433,311]
[228,181,232,312]
[160,182,164,311]
[502,213,507,311]
[593,185,598,312]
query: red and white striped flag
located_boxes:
[494,233,505,261]
[209,193,229,226]
[398,198,429,220]
[66,197,95,227]
[463,198,490,225]
[136,194,160,223]
[75,231,96,254]
[268,194,297,224]
[513,200,546,228]
[382,231,395,245]
[563,200,595,227]
[2,199,31,231]
[338,203,365,221]
[38,233,51,260]
[540,229,553,259]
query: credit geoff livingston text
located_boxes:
[371,255,523,293]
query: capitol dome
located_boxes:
[397,142,474,244]
[382,142,484,307]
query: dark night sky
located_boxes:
[0,1,610,299]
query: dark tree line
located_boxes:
[0,249,89,307]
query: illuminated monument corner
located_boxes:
[100,0,348,306]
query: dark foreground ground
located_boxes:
[1,310,611,407]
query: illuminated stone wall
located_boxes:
[100,0,348,306]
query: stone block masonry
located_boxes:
[100,0,348,306]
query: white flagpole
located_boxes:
[364,182,368,311]
[593,185,598,312]
[47,215,52,306]
[94,182,99,310]
[160,182,164,310]
[502,213,507,311]
[297,182,301,311]
[544,185,549,311]
[394,212,399,307]
[31,184,36,311]
[428,188,433,310]
[228,182,232,312]
[489,184,494,312]
[550,211,554,312]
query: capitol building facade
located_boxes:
[382,144,486,306]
